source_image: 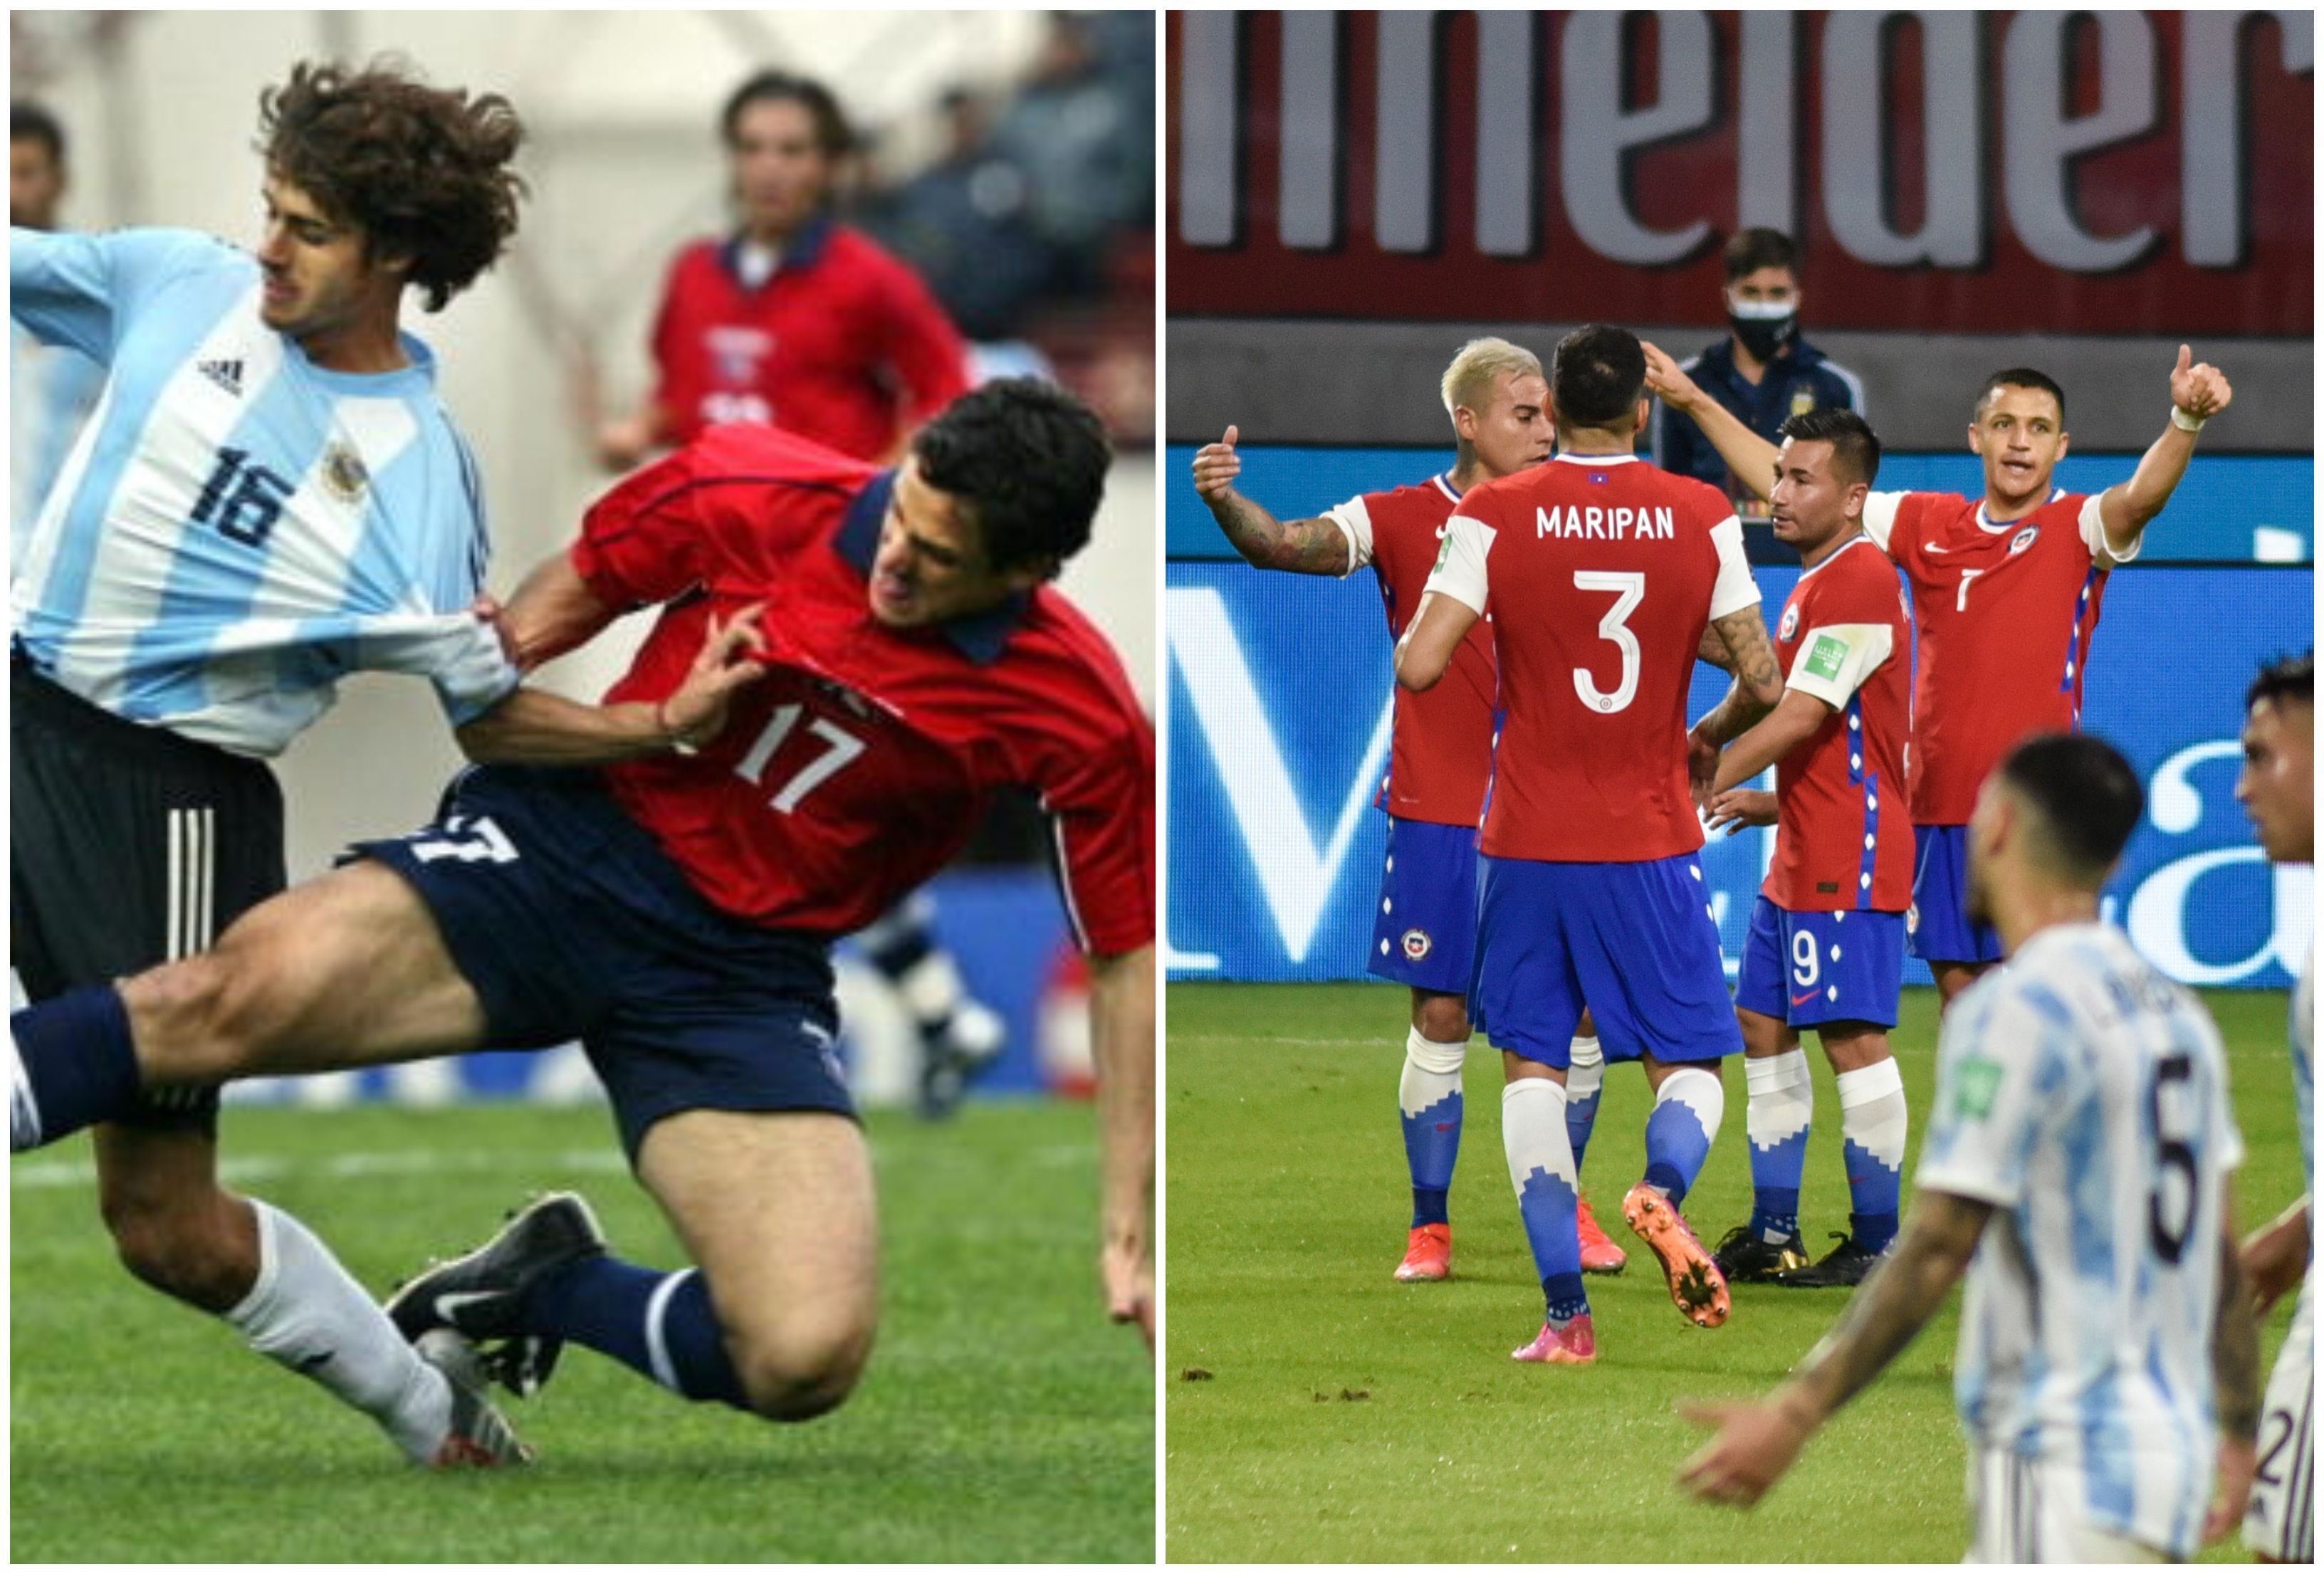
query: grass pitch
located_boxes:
[1166,983,2303,1563]
[12,1099,1153,1563]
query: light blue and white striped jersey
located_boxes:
[10,226,518,757]
[10,316,104,563]
[1920,922,2243,1560]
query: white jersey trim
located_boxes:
[1707,515,1759,619]
[1786,621,1895,710]
[1425,513,1495,614]
[1862,491,1905,553]
[1322,493,1373,577]
[2080,490,2142,570]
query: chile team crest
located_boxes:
[1778,602,1801,641]
[1400,928,1433,961]
[2009,525,2039,555]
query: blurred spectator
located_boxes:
[1650,228,1865,530]
[594,69,970,471]
[11,100,105,557]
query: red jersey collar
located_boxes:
[835,469,1030,666]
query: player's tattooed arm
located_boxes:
[1697,607,1784,739]
[1643,340,1781,503]
[1677,1190,1991,1509]
[2096,344,2234,557]
[1695,624,1737,673]
[1190,424,1353,576]
[2207,1196,2263,1543]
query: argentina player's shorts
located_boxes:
[1733,896,1905,1029]
[351,765,849,1158]
[1908,824,2006,965]
[1366,817,1480,995]
[1964,1448,2172,1563]
[2246,1277,2315,1561]
[1468,851,1742,1068]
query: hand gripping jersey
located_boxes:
[647,221,970,463]
[571,424,1153,948]
[1864,487,2133,825]
[1920,923,2241,1560]
[1323,473,1495,826]
[8,226,515,757]
[1427,453,1759,862]
[1762,534,1912,911]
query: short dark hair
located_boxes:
[721,70,852,157]
[1975,367,2068,426]
[1776,406,1882,488]
[11,100,65,162]
[257,60,527,314]
[2249,651,2315,712]
[1722,226,1797,283]
[1551,324,1647,431]
[911,379,1110,575]
[1995,733,2143,886]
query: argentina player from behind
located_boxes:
[1680,735,2263,1563]
[9,61,533,1464]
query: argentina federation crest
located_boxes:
[320,440,370,505]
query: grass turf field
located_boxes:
[1167,982,2303,1563]
[11,1098,1152,1563]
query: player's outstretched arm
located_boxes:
[456,603,770,765]
[487,550,624,672]
[1394,592,1480,693]
[1643,340,1781,503]
[2207,1195,2264,1544]
[1710,688,1834,794]
[1677,1188,1990,1508]
[1088,944,1156,1349]
[1191,424,1353,575]
[1695,624,1739,673]
[1685,607,1786,799]
[2096,345,2233,558]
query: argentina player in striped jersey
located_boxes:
[10,61,532,1467]
[1682,735,2263,1560]
[2233,652,2315,1562]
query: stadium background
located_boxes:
[1164,10,2314,992]
[12,9,1158,1108]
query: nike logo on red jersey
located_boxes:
[1924,540,1951,553]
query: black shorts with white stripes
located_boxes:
[10,656,285,1131]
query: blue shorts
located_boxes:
[351,765,849,1160]
[1468,852,1742,1069]
[1908,824,2004,965]
[1366,817,1480,995]
[1734,896,1905,1029]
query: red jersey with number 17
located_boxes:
[568,424,1153,950]
[1323,473,1496,826]
[1864,488,2127,825]
[1762,535,1914,912]
[1427,453,1760,863]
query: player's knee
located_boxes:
[1413,996,1470,1042]
[731,1318,873,1422]
[98,1186,252,1308]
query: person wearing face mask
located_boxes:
[1650,229,1864,530]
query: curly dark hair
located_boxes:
[257,58,526,313]
[911,379,1110,576]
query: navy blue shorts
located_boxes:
[1468,852,1742,1069]
[1366,817,1480,995]
[1733,896,1905,1029]
[352,766,848,1159]
[1908,824,2004,965]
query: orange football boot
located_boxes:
[1511,1314,1596,1364]
[1575,1193,1628,1274]
[1393,1222,1452,1281]
[1621,1182,1729,1328]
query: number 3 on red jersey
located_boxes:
[1571,570,1646,714]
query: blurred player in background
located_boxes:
[1700,409,1912,1292]
[1190,338,1633,1284]
[1648,229,1863,529]
[2234,651,2315,1562]
[1681,734,2260,1563]
[10,100,104,555]
[595,67,998,1117]
[1648,344,2234,1009]
[9,61,530,1464]
[11,381,1158,1426]
[1395,325,1784,1363]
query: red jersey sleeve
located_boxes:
[1042,710,1156,955]
[872,254,970,426]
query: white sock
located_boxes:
[225,1200,452,1463]
[1565,1034,1603,1103]
[1835,1057,1909,1171]
[1502,1077,1574,1192]
[1744,1048,1814,1153]
[1398,1025,1467,1116]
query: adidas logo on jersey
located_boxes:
[198,358,246,397]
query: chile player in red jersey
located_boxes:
[1189,340,1632,1284]
[596,70,970,471]
[1648,341,2234,1011]
[1396,325,1786,1364]
[1693,410,1915,1293]
[9,380,1157,1427]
